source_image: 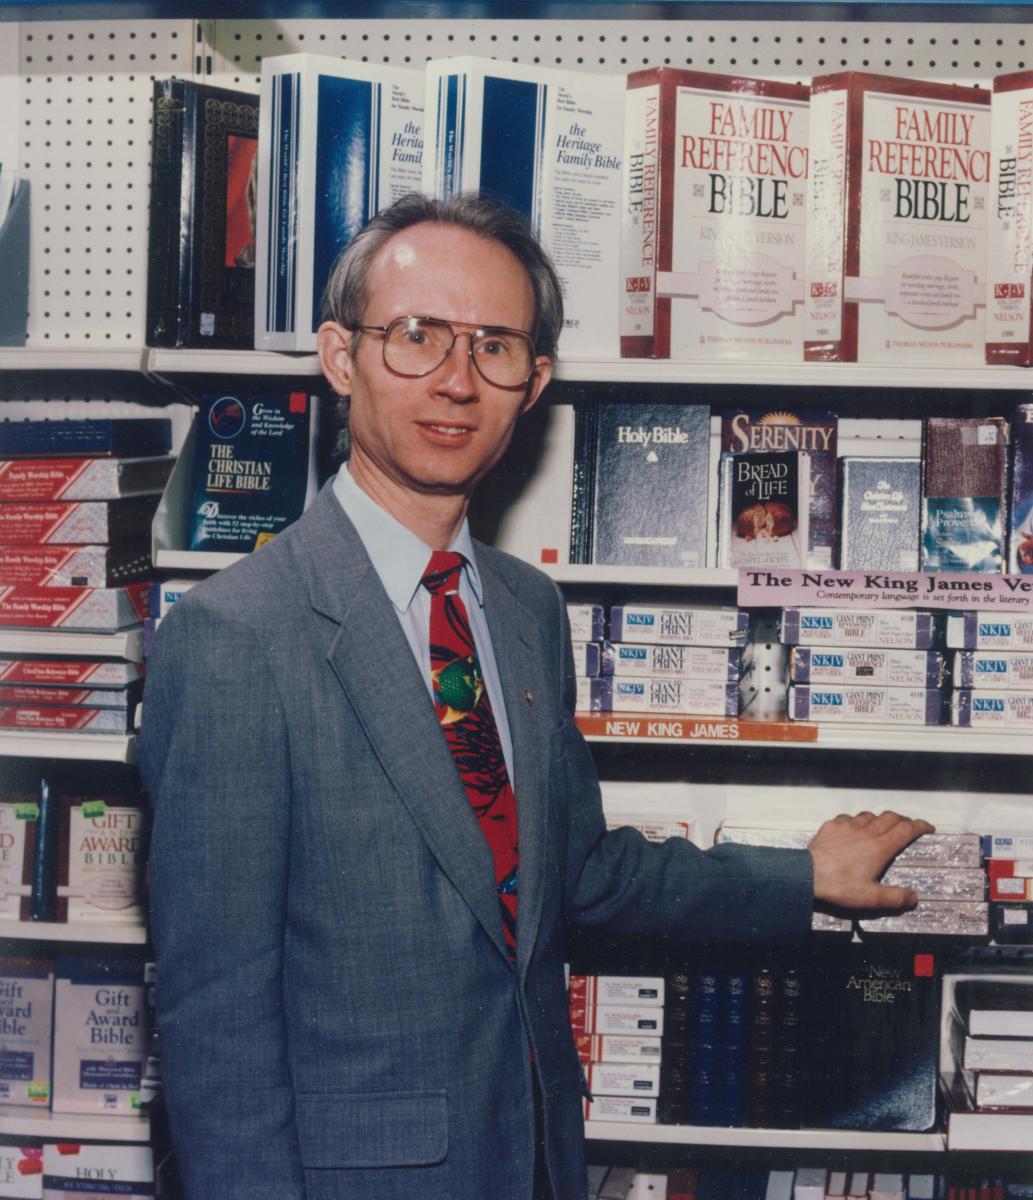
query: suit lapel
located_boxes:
[295,487,508,962]
[477,550,554,978]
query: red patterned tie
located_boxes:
[422,550,518,960]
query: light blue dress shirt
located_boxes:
[332,464,516,785]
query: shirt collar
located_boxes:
[332,464,483,613]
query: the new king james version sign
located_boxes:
[739,568,1033,613]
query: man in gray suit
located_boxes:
[141,193,931,1200]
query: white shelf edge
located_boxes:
[555,358,1033,391]
[0,348,148,373]
[0,628,144,662]
[813,723,1033,757]
[0,730,136,764]
[0,918,147,945]
[147,348,323,377]
[154,549,245,571]
[581,720,1033,757]
[16,348,1009,391]
[584,1121,945,1150]
[542,564,737,587]
[0,1105,150,1142]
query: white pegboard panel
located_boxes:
[205,18,1030,91]
[17,19,197,349]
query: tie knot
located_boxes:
[422,550,464,596]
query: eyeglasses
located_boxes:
[355,315,537,390]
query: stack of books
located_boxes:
[0,418,171,736]
[571,973,665,1126]
[943,977,1033,1149]
[718,824,988,940]
[982,833,1033,942]
[569,602,748,718]
[781,608,948,727]
[949,613,1033,729]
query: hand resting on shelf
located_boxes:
[808,810,935,912]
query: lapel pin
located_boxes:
[523,689,534,705]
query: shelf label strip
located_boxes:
[738,568,1033,613]
[575,713,818,743]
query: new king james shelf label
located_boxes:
[189,393,312,553]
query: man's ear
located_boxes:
[520,355,553,415]
[317,322,357,396]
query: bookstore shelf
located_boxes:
[0,1105,150,1143]
[145,350,1033,392]
[147,348,324,378]
[0,628,144,662]
[0,918,147,945]
[583,1122,946,1152]
[154,548,244,571]
[555,360,1033,392]
[577,714,1033,757]
[0,348,149,374]
[0,729,137,764]
[543,564,739,588]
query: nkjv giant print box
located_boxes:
[622,69,809,361]
[805,73,990,364]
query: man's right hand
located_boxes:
[808,810,935,912]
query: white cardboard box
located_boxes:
[805,73,990,364]
[256,54,424,351]
[622,69,809,361]
[423,56,624,359]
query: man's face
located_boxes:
[319,222,552,500]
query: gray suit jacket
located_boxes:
[140,482,813,1200]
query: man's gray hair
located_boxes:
[320,192,565,360]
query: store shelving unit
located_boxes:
[0,730,136,762]
[108,348,1033,390]
[584,1123,946,1151]
[0,1106,149,1143]
[577,714,1033,755]
[0,918,148,944]
[0,629,144,661]
[3,0,1033,1175]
